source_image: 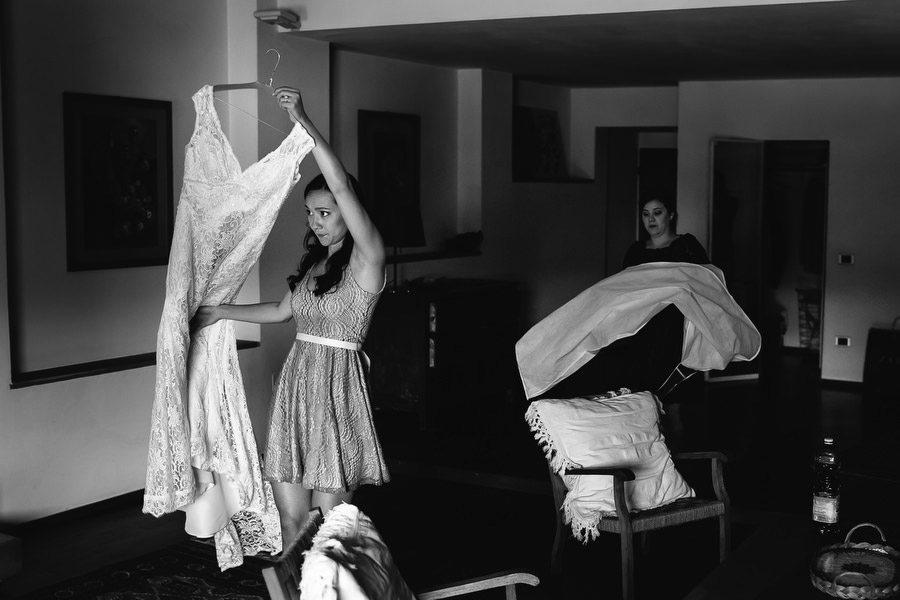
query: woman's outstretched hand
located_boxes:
[275,86,305,124]
[190,305,220,333]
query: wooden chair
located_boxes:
[549,451,731,600]
[263,508,540,600]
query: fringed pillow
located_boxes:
[526,390,694,542]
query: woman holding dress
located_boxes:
[191,86,389,545]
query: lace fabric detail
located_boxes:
[144,85,314,569]
[263,269,390,491]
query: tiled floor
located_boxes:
[2,348,897,599]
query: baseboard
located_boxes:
[820,378,864,391]
[8,489,145,535]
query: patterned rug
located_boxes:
[21,540,272,599]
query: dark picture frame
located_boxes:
[63,92,174,271]
[513,105,568,181]
[357,110,425,248]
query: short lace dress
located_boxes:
[264,267,390,492]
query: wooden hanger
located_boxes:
[213,49,280,92]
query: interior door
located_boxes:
[600,128,640,276]
[708,138,764,381]
[600,127,677,276]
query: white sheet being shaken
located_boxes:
[515,262,761,399]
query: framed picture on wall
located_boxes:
[512,105,568,181]
[357,110,426,249]
[63,92,174,271]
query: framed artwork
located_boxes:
[512,105,568,181]
[357,110,425,248]
[63,92,174,271]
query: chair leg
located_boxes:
[551,508,565,574]
[718,514,731,562]
[638,531,651,558]
[620,533,635,600]
[549,469,569,574]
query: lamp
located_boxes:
[253,9,301,31]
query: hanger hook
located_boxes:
[266,48,281,87]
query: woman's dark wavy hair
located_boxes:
[287,173,363,296]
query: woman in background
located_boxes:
[192,86,389,545]
[621,196,710,394]
[542,195,710,448]
[623,197,709,268]
[622,196,711,448]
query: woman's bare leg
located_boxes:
[271,484,355,547]
[312,490,354,517]
[271,482,313,547]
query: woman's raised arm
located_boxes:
[275,86,385,290]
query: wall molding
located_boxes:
[9,340,260,389]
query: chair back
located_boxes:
[262,509,325,600]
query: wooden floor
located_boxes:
[2,348,897,599]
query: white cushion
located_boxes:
[300,503,415,600]
[526,390,694,541]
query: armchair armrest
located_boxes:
[673,450,728,463]
[673,451,730,505]
[565,466,634,524]
[416,569,540,599]
[561,451,730,524]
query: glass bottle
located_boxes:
[812,436,841,538]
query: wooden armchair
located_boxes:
[263,507,540,600]
[549,451,731,600]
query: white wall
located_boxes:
[332,49,459,271]
[479,73,608,322]
[330,58,610,324]
[0,0,272,521]
[570,87,679,177]
[677,78,900,381]
[2,0,229,371]
[457,70,484,233]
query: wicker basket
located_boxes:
[810,523,900,599]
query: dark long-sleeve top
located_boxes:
[623,233,710,269]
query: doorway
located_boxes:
[710,139,829,379]
[763,141,829,359]
[598,127,677,276]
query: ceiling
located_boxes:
[290,1,900,87]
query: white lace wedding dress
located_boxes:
[143,85,314,569]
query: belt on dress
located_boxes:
[296,332,370,374]
[296,332,362,351]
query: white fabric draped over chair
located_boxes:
[515,262,761,400]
